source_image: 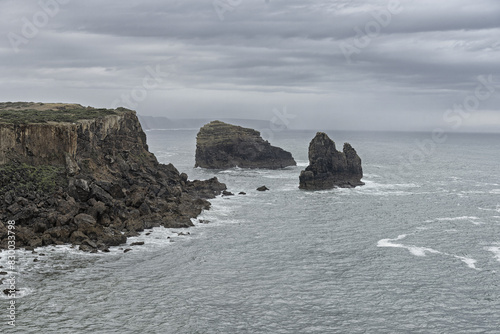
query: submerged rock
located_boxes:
[195,120,296,169]
[257,186,269,191]
[299,132,364,190]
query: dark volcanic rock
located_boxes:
[0,103,226,251]
[195,120,296,169]
[131,241,145,246]
[299,132,364,190]
[257,186,269,191]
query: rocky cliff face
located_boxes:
[0,103,226,251]
[299,132,364,190]
[195,120,296,169]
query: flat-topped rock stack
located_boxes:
[195,120,296,169]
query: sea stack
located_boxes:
[195,120,296,169]
[299,132,364,190]
[0,102,226,251]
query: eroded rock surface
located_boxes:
[195,120,296,169]
[0,103,226,251]
[299,132,364,190]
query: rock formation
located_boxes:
[299,132,364,190]
[0,102,226,251]
[195,120,296,169]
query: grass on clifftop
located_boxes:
[0,102,125,124]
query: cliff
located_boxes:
[299,132,364,190]
[0,102,226,251]
[195,120,296,169]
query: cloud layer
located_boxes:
[1,0,499,131]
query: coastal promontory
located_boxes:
[195,120,296,169]
[299,132,364,190]
[0,102,226,251]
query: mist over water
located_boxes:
[1,130,500,333]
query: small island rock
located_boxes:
[299,132,364,190]
[195,121,296,169]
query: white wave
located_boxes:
[352,181,413,196]
[485,247,500,262]
[363,173,381,178]
[296,161,309,167]
[459,190,485,195]
[378,235,480,270]
[436,216,480,222]
[490,189,500,194]
[454,256,478,270]
[362,180,420,189]
[478,207,496,212]
[263,174,294,179]
[377,235,440,257]
[124,226,178,249]
[435,216,484,225]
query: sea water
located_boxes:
[1,130,500,333]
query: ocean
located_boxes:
[1,129,500,333]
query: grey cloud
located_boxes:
[0,0,499,132]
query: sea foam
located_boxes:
[485,247,500,262]
[378,235,480,270]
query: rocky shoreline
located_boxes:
[0,104,365,252]
[0,103,226,252]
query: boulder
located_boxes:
[195,120,296,169]
[299,132,364,190]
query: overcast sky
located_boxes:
[1,0,499,132]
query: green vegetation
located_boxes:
[0,102,125,124]
[0,163,66,193]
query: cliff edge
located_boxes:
[299,132,364,190]
[0,102,226,251]
[195,120,296,169]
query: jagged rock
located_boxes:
[222,191,234,196]
[257,186,269,191]
[131,241,145,246]
[74,213,96,226]
[70,231,88,244]
[0,103,226,251]
[299,132,364,190]
[195,120,296,169]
